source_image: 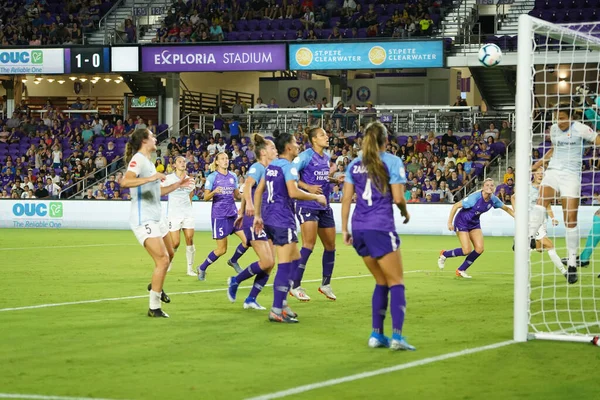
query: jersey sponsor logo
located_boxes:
[249,167,256,174]
[229,178,235,184]
[129,161,137,168]
[290,167,298,176]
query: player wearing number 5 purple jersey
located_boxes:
[226,134,279,311]
[253,132,327,323]
[438,178,514,279]
[196,152,249,281]
[121,129,194,318]
[290,127,342,302]
[342,122,415,351]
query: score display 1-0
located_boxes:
[65,48,110,73]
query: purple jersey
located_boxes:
[454,191,504,224]
[205,170,238,218]
[345,152,407,232]
[263,158,299,229]
[243,162,266,229]
[294,148,331,210]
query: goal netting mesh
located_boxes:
[516,16,600,344]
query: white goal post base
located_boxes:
[531,332,600,346]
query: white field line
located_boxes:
[0,394,124,400]
[244,340,517,400]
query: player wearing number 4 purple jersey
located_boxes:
[121,129,194,318]
[227,134,279,311]
[290,127,343,302]
[438,178,514,278]
[253,131,327,323]
[342,122,414,351]
[196,152,249,281]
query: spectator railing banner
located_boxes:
[0,199,561,237]
[141,44,287,72]
[0,48,65,74]
[289,41,444,71]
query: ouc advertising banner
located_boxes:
[141,44,287,72]
[289,41,444,70]
[0,48,65,74]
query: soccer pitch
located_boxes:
[1,230,599,400]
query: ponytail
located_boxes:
[304,127,320,147]
[362,121,389,195]
[253,133,269,159]
[125,128,149,164]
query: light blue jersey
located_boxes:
[547,121,597,175]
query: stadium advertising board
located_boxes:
[289,41,444,70]
[0,48,64,74]
[141,44,287,72]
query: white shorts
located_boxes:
[168,216,195,232]
[541,169,581,198]
[131,220,169,246]
[535,223,547,241]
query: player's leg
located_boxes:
[317,225,337,300]
[539,236,568,276]
[439,229,472,270]
[455,230,481,278]
[269,241,301,323]
[291,213,318,296]
[166,221,181,272]
[229,229,250,273]
[562,196,580,284]
[228,232,274,303]
[362,255,391,348]
[197,237,228,281]
[530,184,557,245]
[145,237,171,318]
[183,228,196,276]
[579,212,600,266]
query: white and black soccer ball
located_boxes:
[478,43,503,68]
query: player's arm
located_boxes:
[233,188,242,200]
[253,178,266,219]
[501,204,515,218]
[287,180,326,205]
[532,148,553,171]
[511,194,516,211]
[120,171,163,188]
[204,187,221,201]
[390,183,409,224]
[387,156,409,223]
[298,179,323,194]
[341,181,354,245]
[243,176,257,216]
[161,175,193,196]
[447,201,463,231]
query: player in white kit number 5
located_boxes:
[163,156,197,277]
[529,104,600,284]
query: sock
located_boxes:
[389,284,406,336]
[547,248,567,274]
[186,245,195,270]
[271,262,292,314]
[289,259,299,288]
[293,247,313,288]
[372,284,389,334]
[322,250,335,286]
[581,215,600,262]
[199,251,219,272]
[566,226,580,267]
[230,243,247,263]
[235,261,263,284]
[443,248,464,258]
[529,205,546,238]
[248,271,270,299]
[149,290,161,310]
[458,250,482,271]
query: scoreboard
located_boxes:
[65,47,110,73]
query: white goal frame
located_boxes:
[514,14,600,345]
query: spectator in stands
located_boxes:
[213,115,225,137]
[447,170,463,197]
[168,137,182,155]
[496,186,510,204]
[6,112,21,129]
[419,14,434,36]
[499,120,512,145]
[268,98,279,108]
[216,137,227,153]
[46,177,61,199]
[83,99,93,110]
[135,118,147,130]
[124,18,136,43]
[441,128,458,146]
[476,142,491,167]
[209,20,224,41]
[439,181,454,203]
[231,97,245,116]
[453,95,468,106]
[83,188,96,200]
[228,118,244,139]
[483,122,499,141]
[329,184,343,203]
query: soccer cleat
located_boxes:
[197,267,206,281]
[147,284,171,303]
[282,304,298,319]
[368,332,390,348]
[268,311,299,323]
[561,257,589,267]
[390,334,416,351]
[567,266,578,284]
[186,268,197,277]
[227,277,238,302]
[289,286,311,301]
[318,285,337,300]
[437,251,446,270]
[529,237,536,250]
[455,269,472,279]
[243,297,266,310]
[147,308,169,318]
[228,259,243,274]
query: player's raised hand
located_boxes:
[315,194,327,207]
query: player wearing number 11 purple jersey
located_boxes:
[341,122,415,351]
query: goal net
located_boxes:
[514,15,600,345]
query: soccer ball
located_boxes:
[478,44,503,68]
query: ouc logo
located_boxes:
[13,202,63,218]
[0,50,43,64]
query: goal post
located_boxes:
[514,14,600,345]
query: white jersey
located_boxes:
[547,121,597,175]
[163,172,194,219]
[127,153,162,226]
[530,183,548,222]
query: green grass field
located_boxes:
[1,230,599,400]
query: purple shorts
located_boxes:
[243,226,268,247]
[352,229,400,259]
[296,206,336,228]
[454,216,481,232]
[212,217,242,240]
[264,224,298,246]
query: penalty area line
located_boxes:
[245,340,517,400]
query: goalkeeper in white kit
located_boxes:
[529,104,600,284]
